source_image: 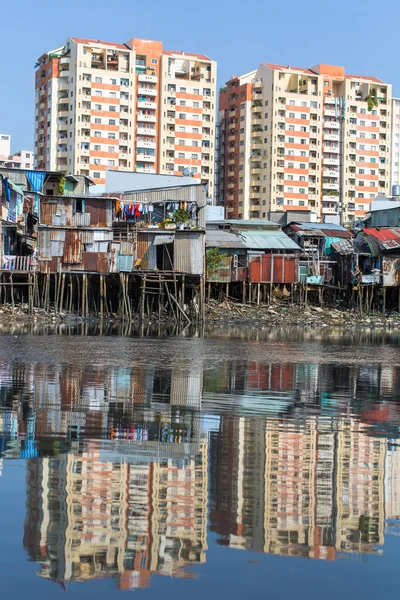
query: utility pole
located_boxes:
[335,97,346,226]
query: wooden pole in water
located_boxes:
[200,275,205,322]
[60,273,65,314]
[100,274,104,320]
[10,274,14,315]
[257,283,260,306]
[383,286,386,315]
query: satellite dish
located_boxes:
[183,167,194,177]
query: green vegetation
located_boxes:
[365,92,378,112]
[172,208,190,224]
[206,247,228,274]
[57,176,66,196]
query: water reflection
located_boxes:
[0,349,400,590]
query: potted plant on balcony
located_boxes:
[173,208,191,230]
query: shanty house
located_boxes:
[355,228,400,286]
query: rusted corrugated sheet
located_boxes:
[40,201,57,226]
[50,229,66,241]
[72,212,91,227]
[80,230,94,245]
[174,232,204,275]
[382,255,400,286]
[85,198,111,227]
[207,256,232,282]
[82,252,98,272]
[120,241,134,256]
[232,266,247,282]
[63,231,82,264]
[137,232,151,260]
[38,229,51,261]
[249,255,298,284]
[97,253,109,274]
[51,240,64,257]
[52,213,67,226]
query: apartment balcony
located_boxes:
[323,120,340,129]
[322,169,339,177]
[137,114,156,123]
[228,122,236,130]
[251,129,263,137]
[251,168,262,175]
[322,182,339,191]
[324,108,336,117]
[252,118,263,126]
[58,110,69,119]
[56,150,68,158]
[136,166,156,174]
[59,56,70,66]
[324,133,339,142]
[324,97,335,105]
[250,180,261,187]
[39,89,46,98]
[249,191,261,199]
[136,140,156,150]
[323,156,340,165]
[322,195,339,203]
[137,126,156,136]
[228,134,236,142]
[322,205,339,214]
[137,100,157,109]
[251,141,262,149]
[323,145,339,153]
[39,115,45,123]
[251,103,263,112]
[228,158,235,165]
[136,153,156,163]
[139,87,157,97]
[138,74,157,84]
[227,182,235,189]
[228,169,235,177]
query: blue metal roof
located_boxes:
[239,230,300,251]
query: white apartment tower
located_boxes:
[34,37,217,195]
[218,63,392,223]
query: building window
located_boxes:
[178,152,185,158]
[109,119,116,125]
[94,145,101,151]
[300,163,306,169]
[93,172,101,178]
[95,77,102,83]
[108,133,115,139]
[110,92,117,98]
[95,118,101,124]
[179,87,186,93]
[94,131,101,137]
[301,114,307,119]
[152,58,158,64]
[289,112,295,118]
[179,113,186,119]
[108,159,115,166]
[109,105,116,112]
[289,100,295,106]
[94,158,100,165]
[94,90,102,96]
[179,126,186,132]
[179,100,186,106]
[193,102,200,108]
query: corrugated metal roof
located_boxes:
[362,227,400,250]
[331,239,354,255]
[289,222,352,239]
[206,229,246,249]
[239,230,300,251]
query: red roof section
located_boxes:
[345,74,385,84]
[262,63,315,74]
[163,49,212,61]
[362,227,400,242]
[70,37,128,50]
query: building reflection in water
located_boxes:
[0,357,399,587]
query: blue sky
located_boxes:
[0,0,397,152]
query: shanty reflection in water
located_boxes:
[1,328,400,598]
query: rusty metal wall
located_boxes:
[63,231,82,264]
[137,232,151,261]
[72,212,90,227]
[85,198,112,227]
[249,255,298,284]
[174,232,204,275]
[38,229,51,261]
[382,255,400,286]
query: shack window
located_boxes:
[74,198,85,213]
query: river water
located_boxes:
[0,325,400,598]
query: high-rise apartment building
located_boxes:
[391,98,400,195]
[34,37,216,195]
[218,63,392,223]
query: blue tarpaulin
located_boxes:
[25,170,46,215]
